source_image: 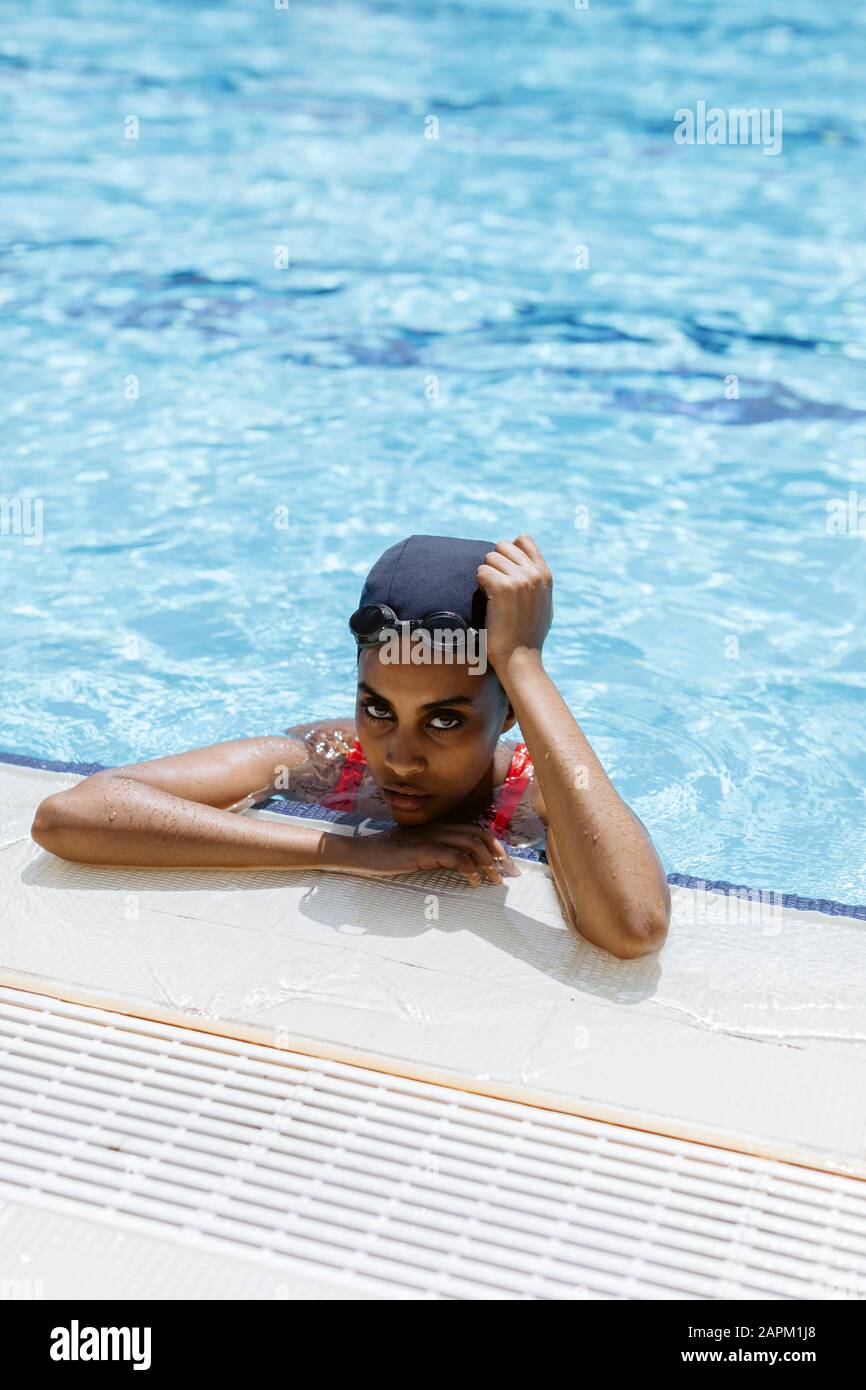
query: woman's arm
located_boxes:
[30,736,322,868]
[478,536,670,959]
[30,734,515,884]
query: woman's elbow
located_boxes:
[555,870,670,960]
[31,793,83,861]
[611,897,670,959]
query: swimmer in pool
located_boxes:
[31,534,670,959]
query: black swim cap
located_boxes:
[357,534,494,629]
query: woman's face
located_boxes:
[355,647,514,824]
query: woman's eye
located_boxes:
[363,702,392,722]
[429,713,462,731]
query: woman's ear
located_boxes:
[500,701,517,735]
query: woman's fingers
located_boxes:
[434,828,495,859]
[482,541,548,590]
[476,827,517,868]
[495,535,552,587]
[502,537,552,584]
[512,533,544,565]
[446,837,503,884]
[390,823,519,885]
[475,562,506,594]
[483,548,521,576]
[494,539,533,569]
[468,826,519,876]
[437,848,482,886]
[433,824,505,859]
[467,826,518,874]
[433,833,496,883]
[430,826,518,882]
[511,528,553,578]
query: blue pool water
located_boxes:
[1,0,865,900]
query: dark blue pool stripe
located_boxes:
[4,748,864,916]
[665,873,866,922]
[1,750,110,777]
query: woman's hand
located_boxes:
[476,534,553,675]
[327,823,519,887]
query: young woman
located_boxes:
[31,533,670,959]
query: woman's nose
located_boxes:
[384,736,425,780]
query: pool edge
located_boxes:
[3,746,864,921]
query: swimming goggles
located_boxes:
[350,603,476,648]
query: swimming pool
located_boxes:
[1,0,864,902]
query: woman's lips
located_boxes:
[384,786,430,812]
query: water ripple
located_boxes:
[1,0,865,901]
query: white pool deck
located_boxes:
[2,761,865,1299]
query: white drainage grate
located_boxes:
[0,986,864,1300]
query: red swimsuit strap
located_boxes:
[322,739,532,833]
[487,741,533,837]
[320,739,367,812]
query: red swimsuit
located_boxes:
[321,740,533,838]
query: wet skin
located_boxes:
[28,535,670,958]
[354,647,516,827]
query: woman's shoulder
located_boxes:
[493,738,545,850]
[284,718,358,757]
[282,719,359,801]
[495,736,533,780]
